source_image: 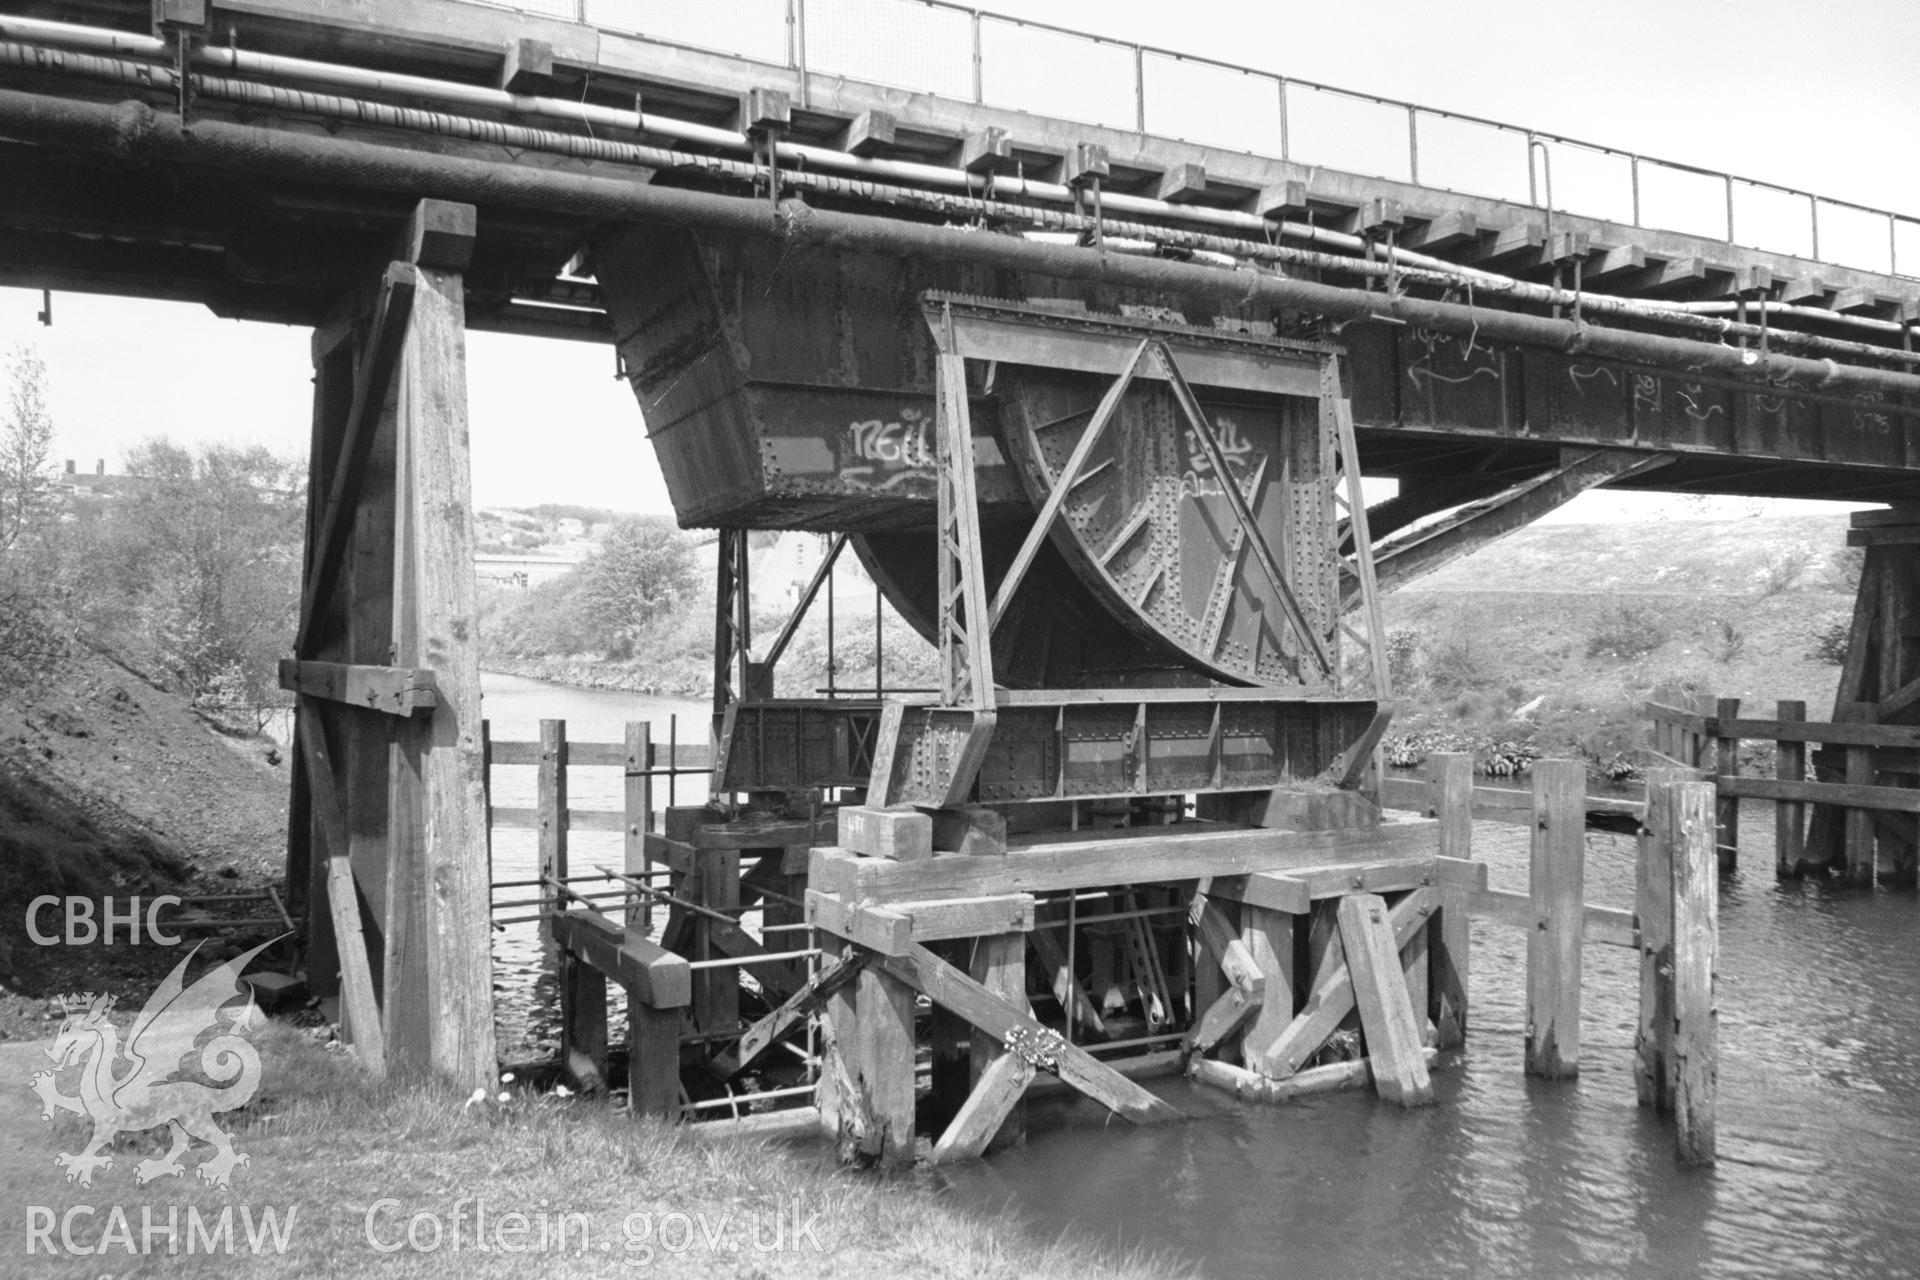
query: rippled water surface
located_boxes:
[481,674,1920,1278]
[941,805,1920,1280]
[481,673,709,1060]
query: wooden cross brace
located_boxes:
[1257,887,1437,1079]
[710,951,871,1079]
[856,941,1182,1163]
[1187,896,1267,1055]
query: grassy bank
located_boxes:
[7,1024,1183,1278]
[1375,511,1856,775]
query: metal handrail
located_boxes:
[459,0,1917,276]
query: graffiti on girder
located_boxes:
[1178,414,1261,500]
[1404,326,1502,393]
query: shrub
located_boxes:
[1827,543,1865,594]
[1753,541,1814,597]
[1810,612,1851,664]
[1704,618,1746,665]
[1585,603,1668,661]
[1426,628,1492,698]
[1384,626,1422,688]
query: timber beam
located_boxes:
[277,659,437,717]
[867,941,1183,1126]
[550,909,692,1008]
[1257,886,1439,1079]
[810,816,1441,902]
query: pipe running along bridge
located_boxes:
[4,0,1917,1143]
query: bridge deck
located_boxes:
[2,0,1919,500]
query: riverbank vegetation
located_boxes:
[480,523,942,698]
[0,345,300,1015]
[12,1022,1183,1278]
[1376,512,1856,778]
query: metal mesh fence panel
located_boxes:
[584,0,790,65]
[807,0,973,100]
[1140,54,1279,157]
[978,16,1134,132]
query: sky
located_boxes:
[3,0,1915,520]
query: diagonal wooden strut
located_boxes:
[931,1048,1035,1164]
[1151,341,1334,679]
[715,950,870,1077]
[294,263,417,655]
[1187,896,1267,1054]
[1256,887,1435,1079]
[1336,894,1434,1106]
[294,706,388,1079]
[869,941,1182,1125]
[988,338,1153,631]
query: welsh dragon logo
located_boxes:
[30,939,276,1188]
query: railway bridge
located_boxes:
[3,0,1915,1154]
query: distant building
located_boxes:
[749,531,873,613]
[50,458,126,499]
[474,553,585,591]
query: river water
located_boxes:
[480,672,710,1059]
[484,675,1920,1279]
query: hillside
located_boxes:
[0,638,287,1022]
[1378,510,1856,766]
[473,503,628,556]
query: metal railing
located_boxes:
[458,0,1918,280]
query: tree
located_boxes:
[98,439,307,721]
[576,515,697,655]
[483,514,697,661]
[0,343,54,553]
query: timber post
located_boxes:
[538,718,568,950]
[284,197,493,1091]
[1713,697,1740,872]
[1668,779,1719,1165]
[559,947,609,1094]
[625,721,652,930]
[1525,758,1585,1079]
[1428,751,1473,1049]
[1774,701,1807,878]
[1635,769,1689,1112]
[1635,771,1718,1162]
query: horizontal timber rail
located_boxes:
[1380,774,1643,831]
[1646,694,1920,886]
[482,717,711,945]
